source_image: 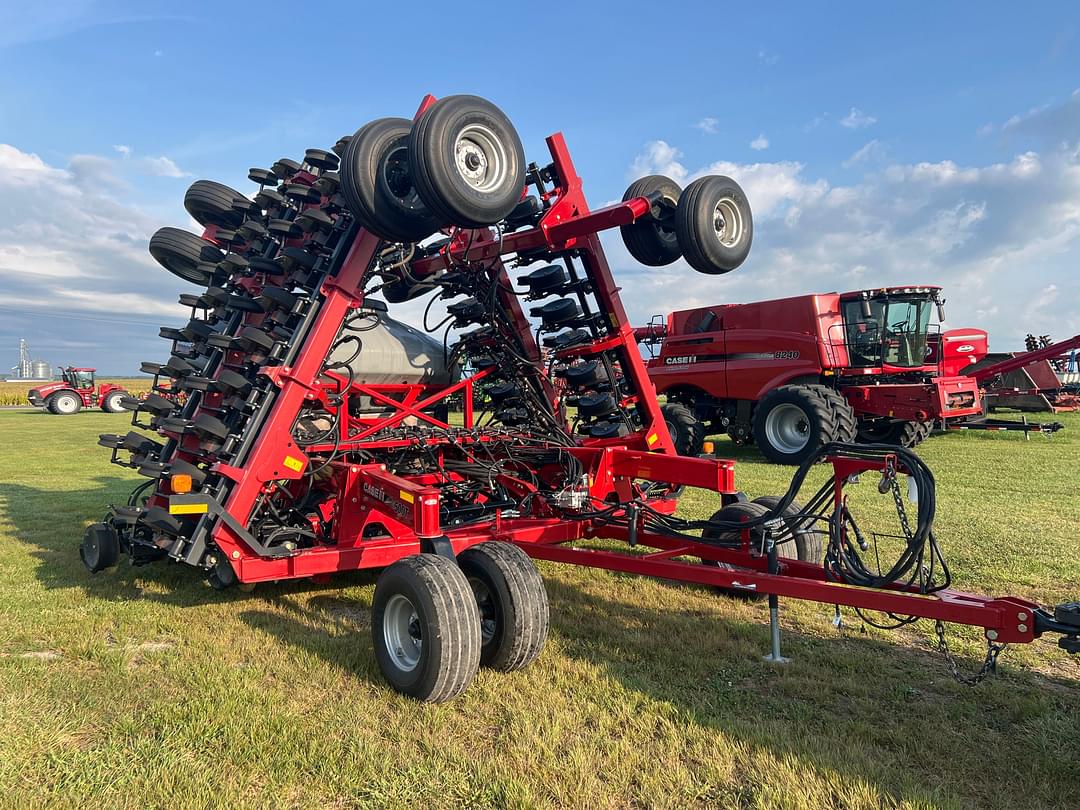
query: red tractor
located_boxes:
[638,287,988,463]
[27,367,129,415]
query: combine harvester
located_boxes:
[637,289,1066,462]
[83,95,1078,701]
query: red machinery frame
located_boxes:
[102,97,1075,662]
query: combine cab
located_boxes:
[639,287,987,463]
[27,367,129,415]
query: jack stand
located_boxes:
[832,605,843,629]
[761,531,790,664]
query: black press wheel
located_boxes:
[408,95,526,228]
[620,175,683,266]
[701,501,769,599]
[752,385,837,465]
[675,175,753,274]
[457,541,549,672]
[340,117,439,242]
[81,523,120,573]
[149,227,224,286]
[661,401,705,456]
[372,554,481,702]
[50,391,82,415]
[101,390,129,413]
[856,418,933,448]
[183,180,252,228]
[750,495,824,563]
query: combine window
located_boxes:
[842,296,932,368]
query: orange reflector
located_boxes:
[702,441,715,455]
[170,473,193,494]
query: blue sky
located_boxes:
[1,1,1078,373]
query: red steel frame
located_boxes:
[163,114,1060,651]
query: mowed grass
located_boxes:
[0,409,1078,809]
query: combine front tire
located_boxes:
[752,385,836,465]
[856,418,933,448]
[661,401,706,456]
[620,175,683,266]
[458,541,549,672]
[372,554,481,702]
[408,95,526,228]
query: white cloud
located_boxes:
[113,144,132,158]
[139,155,189,178]
[694,117,719,135]
[840,107,878,129]
[611,120,1080,348]
[757,48,780,66]
[749,134,769,151]
[842,139,885,168]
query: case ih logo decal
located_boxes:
[663,350,800,364]
[957,344,975,353]
[665,355,698,365]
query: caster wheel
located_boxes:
[620,175,682,266]
[407,95,525,228]
[340,117,439,242]
[207,554,238,590]
[675,175,753,274]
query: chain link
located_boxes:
[934,620,1008,686]
[890,476,914,541]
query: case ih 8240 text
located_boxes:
[83,95,1078,701]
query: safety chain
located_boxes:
[934,620,1008,686]
[890,477,915,541]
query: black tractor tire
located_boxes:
[752,384,837,465]
[149,227,224,286]
[661,401,706,456]
[80,523,120,573]
[457,541,549,672]
[49,391,82,415]
[856,418,933,448]
[675,175,753,274]
[701,501,770,599]
[184,180,251,229]
[408,95,526,228]
[101,390,129,413]
[372,554,481,702]
[619,175,682,266]
[819,387,858,443]
[750,495,824,563]
[340,117,439,242]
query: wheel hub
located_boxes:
[454,124,506,192]
[383,593,422,671]
[713,197,744,247]
[764,403,811,454]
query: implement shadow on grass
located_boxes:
[0,478,358,609]
[241,569,1080,808]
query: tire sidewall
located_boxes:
[458,548,512,668]
[753,388,827,464]
[52,393,80,414]
[372,562,449,696]
[677,175,753,275]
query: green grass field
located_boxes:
[0,409,1077,808]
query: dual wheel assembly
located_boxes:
[372,542,549,702]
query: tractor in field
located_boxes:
[27,367,129,415]
[636,288,995,463]
[83,95,1078,701]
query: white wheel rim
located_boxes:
[713,196,745,248]
[56,396,77,413]
[383,593,422,671]
[765,403,811,454]
[454,124,507,193]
